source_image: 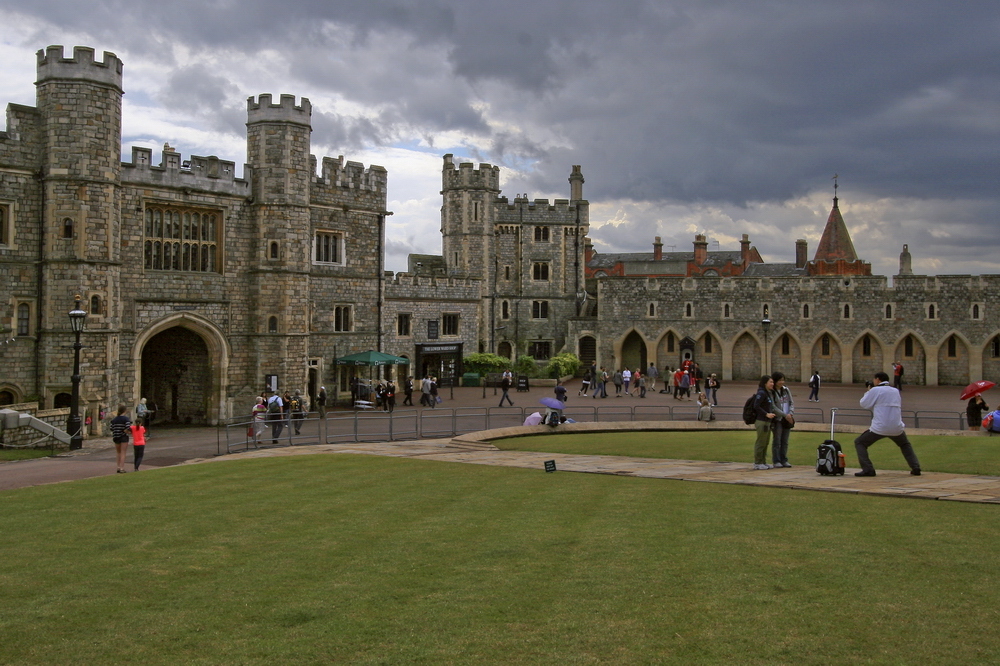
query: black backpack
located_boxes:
[742,395,757,425]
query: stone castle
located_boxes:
[1,46,997,431]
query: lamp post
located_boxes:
[67,295,87,450]
[761,317,771,378]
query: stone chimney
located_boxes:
[795,239,808,269]
[740,234,751,268]
[693,234,708,265]
[653,236,663,261]
[569,165,585,201]
[585,238,595,264]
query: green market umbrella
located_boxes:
[334,351,410,402]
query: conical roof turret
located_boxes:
[813,195,858,263]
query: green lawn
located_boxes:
[494,431,1000,475]
[0,447,54,462]
[2,454,1000,664]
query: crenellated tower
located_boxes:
[440,154,500,279]
[246,94,313,391]
[34,45,124,410]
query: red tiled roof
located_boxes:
[813,197,858,263]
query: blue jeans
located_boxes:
[772,419,791,465]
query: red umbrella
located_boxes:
[960,380,996,401]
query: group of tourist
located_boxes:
[750,368,924,476]
[252,388,316,444]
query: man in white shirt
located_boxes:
[854,372,921,477]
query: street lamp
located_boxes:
[761,317,771,377]
[67,294,87,450]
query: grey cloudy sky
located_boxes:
[2,0,998,276]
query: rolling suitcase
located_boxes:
[816,408,846,475]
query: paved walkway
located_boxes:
[186,438,1000,504]
[2,379,997,502]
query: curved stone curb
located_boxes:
[450,420,977,449]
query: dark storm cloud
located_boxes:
[157,64,246,134]
[7,0,998,272]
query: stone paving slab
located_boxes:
[187,438,1000,504]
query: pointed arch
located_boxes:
[616,328,649,371]
[936,329,972,386]
[809,329,844,383]
[891,331,928,386]
[132,312,231,425]
[653,327,682,370]
[730,328,764,380]
[983,332,1000,384]
[850,328,886,382]
[771,329,803,381]
[689,327,723,378]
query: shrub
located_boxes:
[514,355,540,377]
[462,353,511,376]
[547,352,582,378]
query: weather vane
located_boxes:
[832,173,839,197]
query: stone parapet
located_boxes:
[36,45,122,90]
[246,94,311,127]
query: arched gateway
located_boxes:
[133,314,230,425]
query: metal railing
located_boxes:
[218,405,967,454]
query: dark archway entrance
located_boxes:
[578,336,597,365]
[141,326,210,425]
[621,331,647,371]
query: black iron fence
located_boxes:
[218,405,967,455]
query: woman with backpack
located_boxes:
[751,375,777,470]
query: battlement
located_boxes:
[497,197,586,213]
[121,144,250,196]
[441,154,500,191]
[310,154,387,193]
[36,45,123,90]
[246,94,311,127]
[387,272,483,292]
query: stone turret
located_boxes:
[440,154,501,279]
[34,45,124,417]
[246,94,312,208]
[899,244,913,275]
[246,94,314,391]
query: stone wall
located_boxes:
[0,403,72,448]
[571,273,1000,385]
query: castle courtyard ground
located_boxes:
[2,380,994,495]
